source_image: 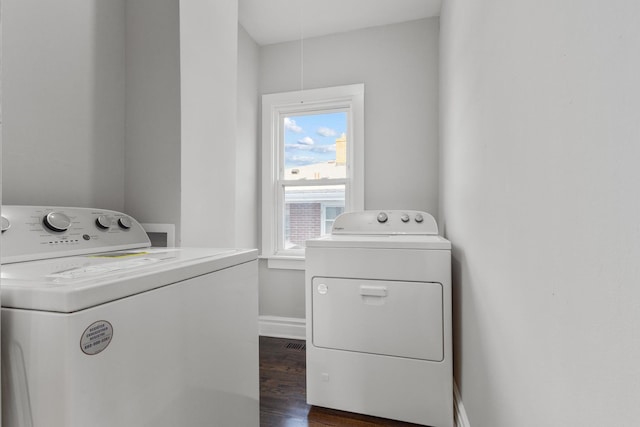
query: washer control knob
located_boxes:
[401,213,410,223]
[1,216,10,232]
[118,216,133,230]
[95,215,112,230]
[377,212,388,223]
[43,212,71,232]
[415,213,424,223]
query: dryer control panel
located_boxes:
[331,210,438,235]
[1,206,151,264]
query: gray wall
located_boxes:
[440,0,640,425]
[126,0,245,248]
[258,18,440,319]
[236,25,260,250]
[2,0,125,210]
[124,0,181,238]
[179,0,239,248]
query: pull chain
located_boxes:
[300,0,304,96]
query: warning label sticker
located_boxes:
[80,321,113,355]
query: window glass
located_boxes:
[283,111,348,180]
[283,185,345,250]
[323,205,345,233]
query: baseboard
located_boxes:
[258,315,306,340]
[454,380,471,427]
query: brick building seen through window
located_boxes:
[285,201,344,249]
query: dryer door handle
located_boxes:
[359,285,387,297]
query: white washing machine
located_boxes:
[305,210,452,427]
[0,206,259,427]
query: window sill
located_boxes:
[259,255,305,271]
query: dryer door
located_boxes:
[311,277,443,361]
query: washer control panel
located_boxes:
[1,206,151,264]
[332,210,439,235]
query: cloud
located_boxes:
[285,142,335,153]
[297,136,314,145]
[311,144,335,153]
[285,143,310,151]
[316,127,337,137]
[284,117,303,133]
[289,155,315,164]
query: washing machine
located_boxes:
[305,210,452,427]
[0,205,259,427]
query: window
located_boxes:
[321,203,345,235]
[261,84,364,266]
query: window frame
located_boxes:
[261,84,365,268]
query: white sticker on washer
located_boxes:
[81,321,113,355]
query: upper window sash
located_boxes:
[277,108,351,183]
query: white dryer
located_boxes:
[0,206,259,427]
[305,210,452,427]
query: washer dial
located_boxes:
[118,216,133,230]
[43,212,72,232]
[1,216,10,232]
[95,215,112,230]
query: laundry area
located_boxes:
[1,0,640,427]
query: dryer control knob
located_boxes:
[415,213,424,223]
[377,212,388,223]
[43,212,71,232]
[1,216,10,232]
[401,213,410,223]
[95,215,112,230]
[118,216,133,230]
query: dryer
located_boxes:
[305,210,452,427]
[0,206,259,427]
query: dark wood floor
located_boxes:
[259,336,424,427]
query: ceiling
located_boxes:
[239,0,442,46]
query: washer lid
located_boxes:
[0,247,257,313]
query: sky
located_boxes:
[283,111,347,168]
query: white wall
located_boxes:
[124,0,181,238]
[2,0,125,210]
[236,25,260,249]
[258,18,439,319]
[179,0,239,247]
[440,0,640,425]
